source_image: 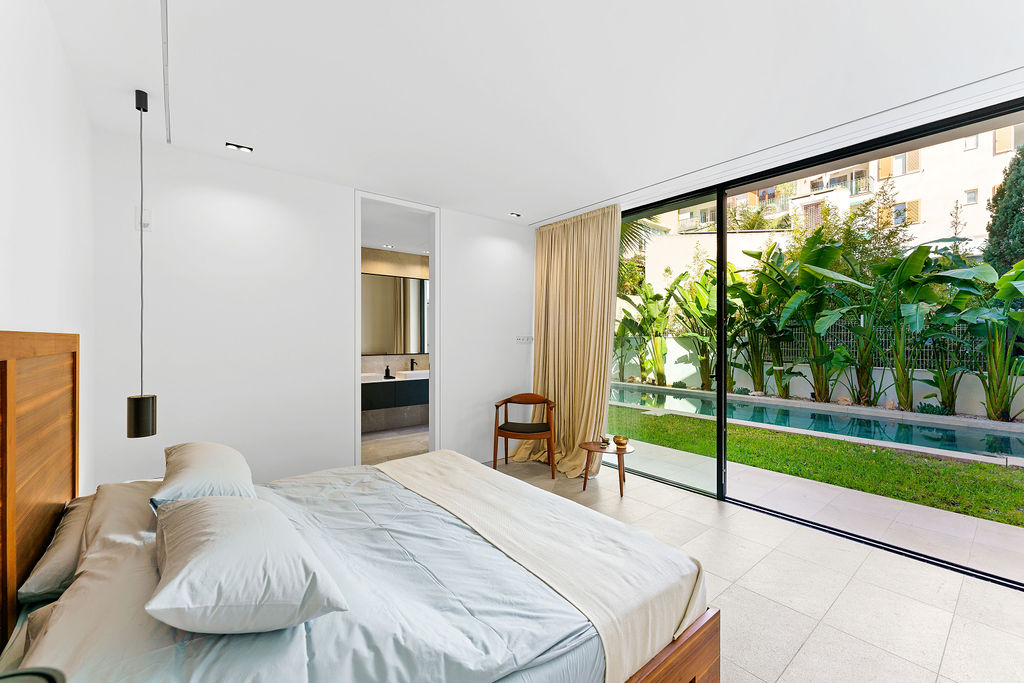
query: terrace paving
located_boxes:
[604,439,1024,584]
[499,457,1024,682]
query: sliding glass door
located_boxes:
[608,193,720,494]
[609,98,1024,584]
[723,113,1024,582]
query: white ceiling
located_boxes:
[45,0,1024,225]
[360,197,434,253]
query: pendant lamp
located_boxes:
[127,89,157,438]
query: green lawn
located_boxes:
[607,405,1024,527]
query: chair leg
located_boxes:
[492,430,498,470]
[504,437,509,465]
[547,435,555,479]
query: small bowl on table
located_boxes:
[612,435,629,449]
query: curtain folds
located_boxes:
[513,205,620,477]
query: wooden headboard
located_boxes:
[0,331,79,638]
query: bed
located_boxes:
[1,331,720,682]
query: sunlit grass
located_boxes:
[607,405,1024,527]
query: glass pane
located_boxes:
[724,112,1024,582]
[608,193,719,494]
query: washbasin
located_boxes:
[396,370,429,380]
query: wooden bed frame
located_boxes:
[0,330,719,681]
[0,332,80,640]
[629,607,720,682]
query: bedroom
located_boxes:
[2,0,1024,681]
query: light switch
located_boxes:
[134,207,153,232]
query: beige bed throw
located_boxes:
[376,450,707,683]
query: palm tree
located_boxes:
[619,217,659,283]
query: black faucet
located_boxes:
[410,358,418,371]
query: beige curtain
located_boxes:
[513,205,620,477]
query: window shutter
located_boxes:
[906,200,920,224]
[994,127,1012,154]
[906,149,921,172]
[879,204,892,225]
[878,156,892,179]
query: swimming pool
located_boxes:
[609,384,1024,462]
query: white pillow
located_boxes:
[150,442,257,509]
[145,497,347,633]
[18,495,94,602]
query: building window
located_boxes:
[804,202,823,229]
[893,153,907,176]
[964,189,979,205]
[699,208,716,225]
[965,135,979,150]
[828,174,849,190]
[852,169,870,195]
[893,203,907,226]
[994,127,1014,154]
[810,177,824,192]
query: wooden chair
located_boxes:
[494,393,556,478]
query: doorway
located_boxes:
[355,193,439,465]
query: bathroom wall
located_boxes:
[361,247,428,279]
[361,354,429,374]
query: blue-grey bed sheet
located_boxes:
[21,466,604,682]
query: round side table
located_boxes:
[578,441,635,496]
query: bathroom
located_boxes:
[359,196,436,465]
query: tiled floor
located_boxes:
[360,425,429,466]
[606,439,1024,584]
[498,459,1024,683]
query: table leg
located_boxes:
[583,452,592,491]
[617,453,624,496]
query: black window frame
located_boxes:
[619,93,1024,591]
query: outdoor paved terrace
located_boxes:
[499,457,1024,682]
[611,439,1024,584]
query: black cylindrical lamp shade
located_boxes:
[127,395,157,438]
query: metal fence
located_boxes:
[775,321,985,372]
[616,322,986,373]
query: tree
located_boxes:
[784,178,912,277]
[948,200,969,260]
[983,145,1024,274]
[618,252,645,295]
[728,206,791,232]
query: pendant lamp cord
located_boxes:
[139,109,145,396]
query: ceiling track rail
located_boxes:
[160,0,171,144]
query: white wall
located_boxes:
[435,210,534,460]
[0,0,95,486]
[89,132,535,488]
[90,132,356,489]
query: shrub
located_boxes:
[734,387,751,395]
[671,380,688,389]
[916,402,952,416]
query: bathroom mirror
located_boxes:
[361,274,428,355]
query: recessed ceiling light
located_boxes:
[508,212,522,218]
[225,142,253,153]
[382,244,394,249]
[422,250,430,254]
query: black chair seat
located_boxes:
[498,421,550,434]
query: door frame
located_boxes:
[353,191,441,463]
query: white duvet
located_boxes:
[378,451,707,683]
[21,453,705,682]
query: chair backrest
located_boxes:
[504,392,551,405]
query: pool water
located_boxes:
[610,385,1024,462]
